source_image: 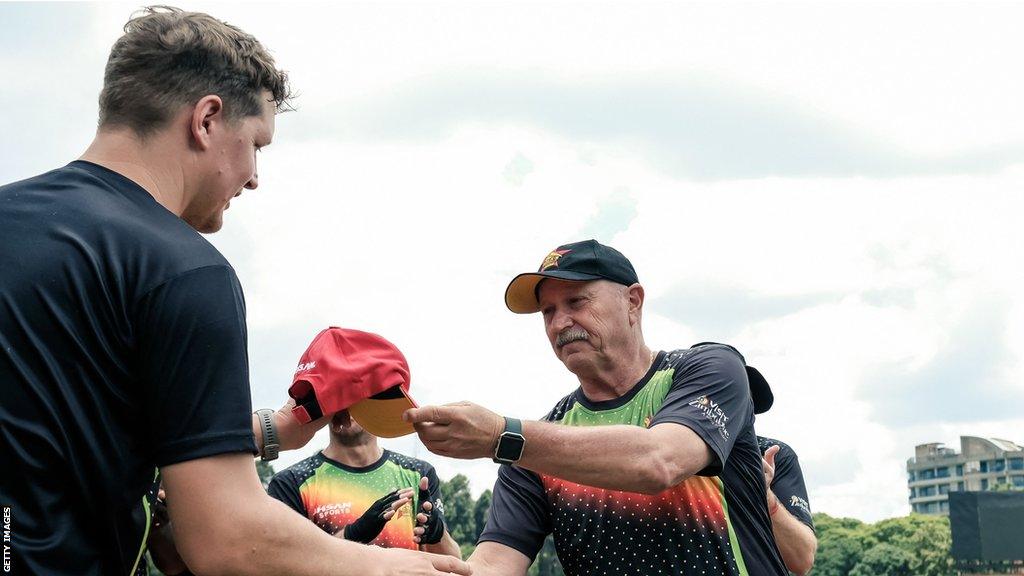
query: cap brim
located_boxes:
[747,366,774,414]
[348,387,418,438]
[504,271,605,314]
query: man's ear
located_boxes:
[627,283,645,325]
[189,95,225,151]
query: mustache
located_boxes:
[556,327,590,347]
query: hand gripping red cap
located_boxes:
[288,327,417,438]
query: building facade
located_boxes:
[907,436,1024,515]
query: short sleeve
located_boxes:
[267,471,308,517]
[477,465,550,560]
[648,345,754,476]
[767,444,814,531]
[134,265,256,466]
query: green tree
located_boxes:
[440,474,476,545]
[811,516,874,576]
[810,512,954,576]
[850,543,915,576]
[873,514,953,576]
[472,489,492,543]
[256,460,276,489]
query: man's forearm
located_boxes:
[176,494,387,575]
[422,530,461,559]
[769,491,817,576]
[516,420,712,494]
[252,399,328,458]
[467,542,532,576]
[163,453,469,576]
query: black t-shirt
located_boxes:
[479,344,787,575]
[267,449,446,549]
[0,161,256,575]
[757,436,814,532]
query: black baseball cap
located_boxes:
[691,342,774,414]
[504,239,640,314]
[746,365,774,414]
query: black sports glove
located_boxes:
[343,489,402,544]
[417,485,445,545]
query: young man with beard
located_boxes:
[268,410,461,558]
[0,6,468,575]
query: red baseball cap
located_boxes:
[288,327,418,438]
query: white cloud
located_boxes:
[5,1,1024,521]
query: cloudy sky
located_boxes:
[2,1,1023,522]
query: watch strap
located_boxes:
[493,416,525,465]
[255,408,280,461]
[505,416,522,436]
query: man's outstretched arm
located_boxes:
[161,452,472,576]
[252,398,329,457]
[405,402,712,495]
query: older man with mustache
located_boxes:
[405,239,788,575]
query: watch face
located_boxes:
[497,433,526,461]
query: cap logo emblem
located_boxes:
[539,249,570,271]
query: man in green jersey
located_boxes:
[406,239,789,575]
[268,409,461,558]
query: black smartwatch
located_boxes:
[492,417,525,465]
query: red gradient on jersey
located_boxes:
[301,489,417,549]
[540,473,729,535]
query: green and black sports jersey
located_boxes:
[267,450,444,549]
[479,344,787,575]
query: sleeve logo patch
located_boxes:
[295,361,317,373]
[688,395,731,441]
[789,495,811,516]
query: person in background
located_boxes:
[742,365,817,575]
[268,410,461,558]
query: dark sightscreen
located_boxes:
[950,491,1024,561]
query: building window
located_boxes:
[939,501,949,513]
[981,478,989,490]
[921,469,936,480]
[1009,458,1023,471]
[920,486,936,497]
[925,502,938,514]
[956,464,964,476]
[958,481,965,491]
[992,460,1006,473]
[1012,476,1024,488]
[938,484,950,495]
[908,471,916,482]
[937,467,950,478]
[981,461,989,473]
